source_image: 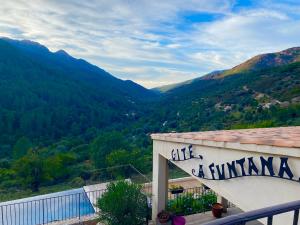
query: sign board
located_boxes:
[171,145,299,183]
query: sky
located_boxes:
[1,0,300,88]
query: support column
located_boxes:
[152,141,169,223]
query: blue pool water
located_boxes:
[0,188,95,225]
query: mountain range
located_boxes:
[1,37,300,198]
[155,47,300,92]
[148,47,300,133]
[0,37,156,153]
[0,37,300,155]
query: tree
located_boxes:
[90,131,129,168]
[0,168,16,188]
[97,180,147,225]
[14,149,48,192]
[105,149,150,174]
[106,149,131,167]
[12,136,32,159]
[44,153,76,184]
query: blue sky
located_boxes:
[1,0,300,88]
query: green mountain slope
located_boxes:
[0,38,157,149]
[156,47,300,93]
[141,62,300,133]
[153,70,225,93]
[220,47,300,77]
[1,39,300,152]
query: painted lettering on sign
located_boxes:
[171,145,203,161]
[171,145,299,183]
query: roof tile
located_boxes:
[151,126,300,148]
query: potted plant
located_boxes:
[170,185,184,194]
[212,203,223,218]
[157,210,172,224]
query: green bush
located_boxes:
[69,177,85,187]
[168,192,217,215]
[97,180,147,225]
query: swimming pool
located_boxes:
[0,188,95,225]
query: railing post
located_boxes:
[42,199,45,225]
[78,193,81,220]
[0,206,3,225]
[294,209,299,225]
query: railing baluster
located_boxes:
[33,201,37,224]
[60,196,62,220]
[0,205,3,225]
[68,194,70,219]
[294,209,299,225]
[42,199,45,225]
[17,203,19,225]
[78,193,81,220]
[9,203,12,225]
[64,195,66,220]
[21,203,23,225]
[267,216,273,225]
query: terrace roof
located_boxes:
[151,126,300,149]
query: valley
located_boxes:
[0,38,300,201]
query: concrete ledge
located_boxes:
[49,214,98,225]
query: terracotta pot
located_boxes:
[157,211,171,224]
[212,203,223,218]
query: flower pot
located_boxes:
[157,211,171,224]
[171,188,184,194]
[212,203,223,218]
[172,216,186,225]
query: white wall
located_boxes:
[153,139,300,225]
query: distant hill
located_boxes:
[219,47,300,78]
[0,38,157,148]
[153,70,225,93]
[155,47,300,93]
[1,38,156,100]
[142,48,300,133]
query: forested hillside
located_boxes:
[1,38,300,200]
[0,38,157,199]
[143,62,300,133]
[0,38,156,155]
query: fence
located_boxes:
[0,189,105,225]
[203,200,300,225]
[0,185,218,225]
[0,164,152,225]
[167,186,217,216]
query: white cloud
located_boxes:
[0,0,300,88]
[186,7,300,69]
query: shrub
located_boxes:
[97,180,147,225]
[168,192,217,215]
[69,177,85,187]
